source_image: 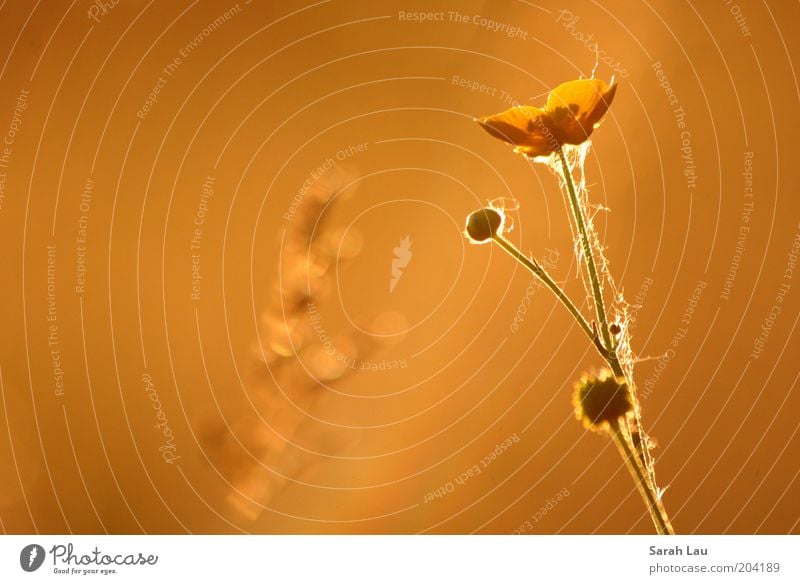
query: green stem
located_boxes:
[610,421,674,535]
[556,147,622,377]
[491,234,596,348]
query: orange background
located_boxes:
[0,0,798,533]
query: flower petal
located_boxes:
[476,106,559,158]
[545,79,617,144]
[546,78,616,119]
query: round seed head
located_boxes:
[573,370,633,432]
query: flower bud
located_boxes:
[465,208,504,243]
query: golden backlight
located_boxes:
[0,0,797,534]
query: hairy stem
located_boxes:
[556,146,672,533]
[556,147,622,376]
[610,421,674,535]
[556,148,646,458]
[488,226,674,533]
[491,234,596,348]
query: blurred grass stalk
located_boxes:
[203,166,366,522]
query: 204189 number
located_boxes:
[735,562,780,573]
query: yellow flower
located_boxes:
[477,78,617,158]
